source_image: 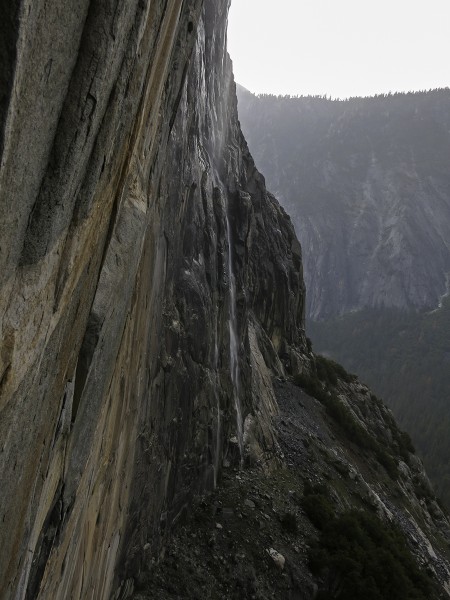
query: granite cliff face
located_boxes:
[236,86,450,320]
[0,1,305,598]
[1,1,450,599]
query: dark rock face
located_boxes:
[0,1,305,598]
[236,86,450,320]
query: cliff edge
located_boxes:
[0,1,305,597]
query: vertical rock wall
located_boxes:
[0,1,306,598]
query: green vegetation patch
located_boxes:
[302,483,435,600]
[301,493,335,530]
[316,354,357,386]
[309,509,435,600]
[294,361,398,479]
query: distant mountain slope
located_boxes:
[237,86,450,320]
[237,86,450,508]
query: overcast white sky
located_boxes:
[227,0,450,99]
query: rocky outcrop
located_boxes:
[0,1,305,598]
[236,86,450,320]
[134,371,450,599]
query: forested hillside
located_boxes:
[237,86,450,319]
[237,86,450,507]
[309,297,450,505]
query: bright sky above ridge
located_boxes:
[227,0,450,99]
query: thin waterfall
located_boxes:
[225,212,244,464]
[213,335,221,487]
